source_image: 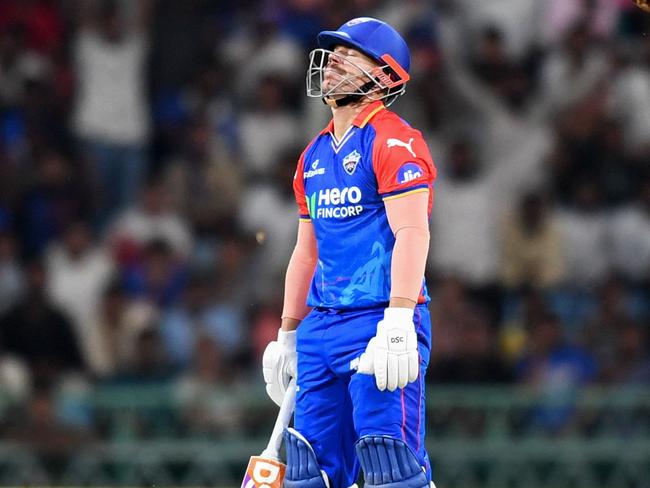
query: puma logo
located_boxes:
[386,137,416,158]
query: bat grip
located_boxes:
[261,378,296,460]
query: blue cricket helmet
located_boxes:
[317,17,411,78]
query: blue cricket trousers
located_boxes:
[294,304,432,488]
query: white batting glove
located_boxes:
[357,308,419,392]
[262,329,297,406]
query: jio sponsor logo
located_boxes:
[397,162,423,184]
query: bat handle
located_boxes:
[261,378,297,460]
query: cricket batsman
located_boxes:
[262,17,437,488]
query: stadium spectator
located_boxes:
[0,0,63,55]
[238,146,300,291]
[500,192,564,290]
[238,74,301,177]
[556,178,609,287]
[0,351,30,414]
[222,15,304,98]
[160,273,243,370]
[608,35,650,153]
[430,139,499,287]
[438,14,551,211]
[608,176,650,284]
[450,0,540,59]
[91,281,158,378]
[162,114,242,231]
[469,26,512,90]
[44,221,114,376]
[15,149,90,258]
[611,323,650,384]
[106,325,174,385]
[0,23,51,110]
[517,312,597,432]
[0,231,24,314]
[582,277,643,382]
[428,276,474,360]
[538,20,608,117]
[121,238,188,309]
[500,287,550,361]
[540,0,621,47]
[106,178,193,263]
[175,334,243,436]
[429,310,514,384]
[0,259,83,387]
[590,118,642,207]
[72,0,152,226]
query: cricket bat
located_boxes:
[241,378,297,488]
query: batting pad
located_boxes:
[283,427,330,488]
[355,435,429,488]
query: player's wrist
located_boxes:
[280,317,301,332]
[383,307,414,324]
[388,296,417,309]
[278,328,297,349]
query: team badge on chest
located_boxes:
[342,150,362,175]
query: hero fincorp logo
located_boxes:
[304,159,325,179]
[306,186,363,219]
[397,162,423,184]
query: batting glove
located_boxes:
[262,329,297,406]
[358,308,419,391]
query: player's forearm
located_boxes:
[281,222,318,330]
[390,226,430,307]
[281,248,316,329]
[385,191,431,308]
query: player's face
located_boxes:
[322,45,379,93]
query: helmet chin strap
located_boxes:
[322,81,378,107]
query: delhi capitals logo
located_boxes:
[342,150,361,175]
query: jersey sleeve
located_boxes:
[372,122,437,200]
[293,147,311,221]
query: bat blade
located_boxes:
[241,455,286,488]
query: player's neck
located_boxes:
[330,99,373,141]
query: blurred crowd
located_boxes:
[0,0,649,442]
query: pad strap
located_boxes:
[283,428,329,488]
[355,436,429,488]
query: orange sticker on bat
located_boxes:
[241,456,286,488]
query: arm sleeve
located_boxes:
[281,220,318,321]
[385,191,431,303]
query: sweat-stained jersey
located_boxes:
[293,100,437,310]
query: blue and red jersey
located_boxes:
[293,101,437,310]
